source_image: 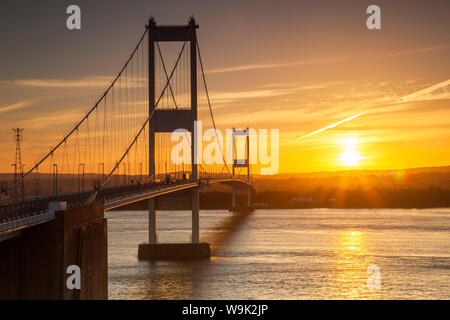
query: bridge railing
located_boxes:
[1,177,197,220]
[0,211,55,234]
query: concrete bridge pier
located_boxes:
[138,188,210,260]
[148,198,157,244]
[0,202,107,299]
[230,185,254,213]
[145,188,201,244]
[192,188,200,244]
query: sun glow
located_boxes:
[339,138,362,166]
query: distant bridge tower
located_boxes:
[231,128,253,211]
[231,128,250,183]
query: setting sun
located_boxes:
[339,138,362,166]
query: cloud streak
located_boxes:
[402,79,450,102]
[376,44,450,59]
[207,44,449,75]
[207,57,350,75]
[295,111,368,141]
[3,76,147,89]
[0,101,32,114]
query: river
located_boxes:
[107,208,450,299]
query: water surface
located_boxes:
[107,208,450,299]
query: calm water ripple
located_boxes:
[107,208,450,299]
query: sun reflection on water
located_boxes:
[329,230,379,299]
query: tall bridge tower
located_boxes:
[139,17,210,259]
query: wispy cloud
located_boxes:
[207,57,351,75]
[207,62,297,74]
[210,87,298,104]
[207,44,449,75]
[209,81,344,105]
[0,100,32,114]
[3,76,146,88]
[4,76,112,88]
[376,44,450,59]
[402,79,450,102]
[254,81,346,91]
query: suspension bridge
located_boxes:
[0,17,254,299]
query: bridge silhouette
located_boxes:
[0,17,254,299]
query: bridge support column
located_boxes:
[148,198,157,244]
[138,188,210,260]
[230,185,254,213]
[192,188,199,244]
[232,187,236,208]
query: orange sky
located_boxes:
[0,1,449,174]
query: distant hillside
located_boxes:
[275,166,450,177]
[251,166,450,191]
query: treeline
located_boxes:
[198,186,450,209]
[252,168,450,192]
[108,187,450,211]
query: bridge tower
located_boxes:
[230,128,253,212]
[139,17,209,259]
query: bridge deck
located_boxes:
[0,178,251,240]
